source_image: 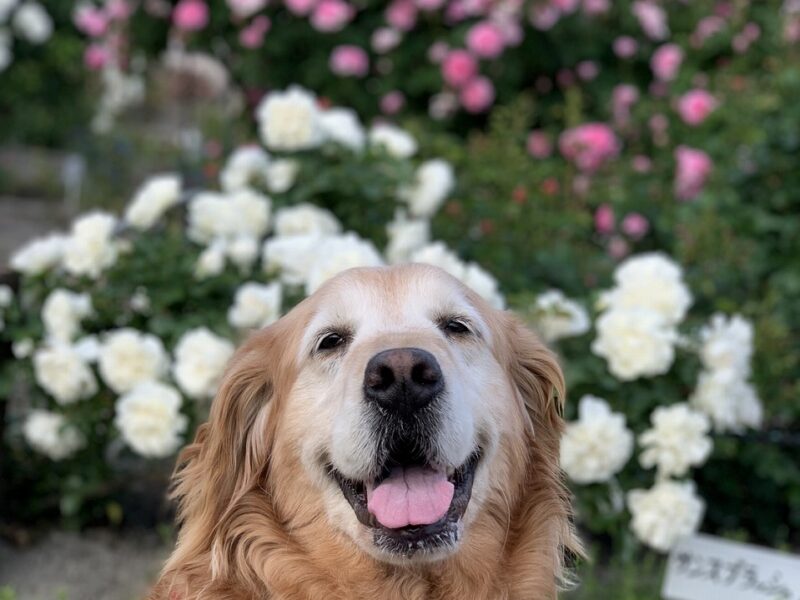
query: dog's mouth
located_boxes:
[329,440,481,558]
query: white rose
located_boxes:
[699,313,753,376]
[0,283,12,308]
[228,281,283,329]
[74,334,101,362]
[33,343,98,405]
[461,263,504,309]
[12,337,34,359]
[62,212,118,278]
[172,327,235,400]
[13,2,52,44]
[386,212,430,263]
[306,234,384,294]
[627,480,704,552]
[124,173,182,230]
[99,328,169,394]
[226,0,268,19]
[226,234,260,271]
[690,370,762,432]
[400,159,454,218]
[532,290,591,343]
[639,403,713,478]
[600,252,692,326]
[369,123,417,158]
[23,410,85,461]
[10,233,66,275]
[591,308,677,381]
[114,381,188,458]
[194,238,228,279]
[41,288,93,343]
[319,107,366,152]
[256,86,323,151]
[560,395,633,484]
[0,1,19,23]
[266,159,299,193]
[188,190,271,244]
[273,203,341,237]
[220,146,271,192]
[409,242,466,280]
[262,234,322,286]
[130,287,151,313]
[0,31,11,72]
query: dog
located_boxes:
[150,263,579,599]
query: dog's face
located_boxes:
[263,265,544,564]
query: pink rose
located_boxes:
[594,203,615,234]
[106,0,133,21]
[74,5,109,37]
[552,0,580,13]
[441,49,478,88]
[173,0,209,31]
[677,89,718,126]
[329,45,369,77]
[239,16,271,48]
[530,5,560,30]
[559,123,620,172]
[612,84,639,126]
[651,43,684,81]
[632,1,668,40]
[576,60,599,81]
[460,76,495,113]
[84,44,110,70]
[691,16,725,48]
[466,21,505,59]
[285,0,317,15]
[380,91,406,114]
[582,0,610,16]
[674,145,713,201]
[428,41,449,63]
[621,213,649,239]
[371,27,402,54]
[632,155,653,173]
[385,0,417,31]
[526,130,553,159]
[613,36,638,58]
[311,0,354,32]
[608,236,630,259]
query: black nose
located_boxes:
[363,347,444,417]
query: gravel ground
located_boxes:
[0,529,168,600]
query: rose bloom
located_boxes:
[310,0,354,32]
[526,130,552,159]
[329,45,369,77]
[651,43,684,81]
[466,21,505,59]
[613,35,638,58]
[674,145,713,201]
[460,76,495,113]
[677,89,718,126]
[576,60,599,81]
[239,16,271,48]
[285,0,317,15]
[441,49,478,88]
[84,44,110,70]
[385,0,417,31]
[380,91,405,114]
[74,5,109,37]
[594,203,615,234]
[559,123,620,172]
[621,212,649,239]
[172,0,209,31]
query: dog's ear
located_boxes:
[165,317,298,571]
[500,313,566,451]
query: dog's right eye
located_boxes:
[317,332,346,352]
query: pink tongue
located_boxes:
[367,466,454,529]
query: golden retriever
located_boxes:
[150,264,579,599]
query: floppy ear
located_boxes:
[501,313,566,452]
[164,317,298,573]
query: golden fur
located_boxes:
[150,265,580,600]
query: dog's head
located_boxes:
[170,264,568,572]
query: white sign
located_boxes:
[663,534,800,600]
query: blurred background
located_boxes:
[0,0,799,598]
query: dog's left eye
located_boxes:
[441,319,471,335]
[317,332,347,351]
